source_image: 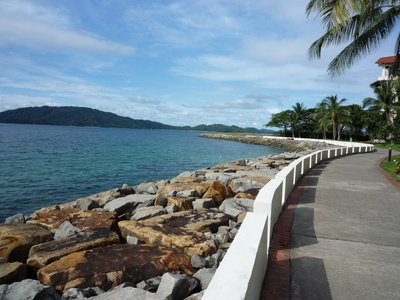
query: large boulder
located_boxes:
[119,221,217,257]
[131,206,166,221]
[156,272,198,300]
[0,223,53,262]
[202,181,228,206]
[37,244,195,294]
[103,194,155,215]
[165,197,196,211]
[5,214,25,224]
[74,187,133,207]
[140,209,232,233]
[27,227,120,270]
[0,262,27,284]
[0,279,60,300]
[219,198,254,218]
[228,176,269,193]
[134,181,159,195]
[27,209,117,233]
[155,182,211,207]
[53,221,81,240]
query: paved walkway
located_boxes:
[261,148,400,300]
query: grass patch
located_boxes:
[380,154,400,183]
[374,143,400,152]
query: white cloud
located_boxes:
[0,0,135,55]
[129,96,161,105]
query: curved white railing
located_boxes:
[203,138,374,300]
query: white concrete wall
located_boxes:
[202,138,374,300]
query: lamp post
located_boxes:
[388,147,392,162]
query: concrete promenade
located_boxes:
[262,148,400,299]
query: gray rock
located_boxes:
[164,204,178,214]
[133,199,155,213]
[219,197,254,218]
[126,235,145,245]
[235,158,248,166]
[78,198,101,210]
[204,173,234,186]
[214,231,230,245]
[136,276,162,292]
[228,178,266,193]
[119,184,133,195]
[193,268,216,290]
[211,249,226,269]
[0,279,60,300]
[131,206,165,221]
[156,273,198,300]
[91,286,162,300]
[61,286,104,299]
[190,254,205,269]
[192,198,215,210]
[109,282,135,290]
[61,204,75,210]
[176,190,199,198]
[204,256,216,268]
[134,182,158,195]
[54,221,82,240]
[103,194,156,215]
[228,220,238,229]
[5,214,25,224]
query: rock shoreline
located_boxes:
[0,136,333,299]
[199,133,336,152]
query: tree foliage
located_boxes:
[307,0,400,76]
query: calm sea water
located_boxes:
[0,123,282,222]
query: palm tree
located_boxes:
[306,0,400,76]
[292,102,307,137]
[316,95,350,140]
[314,105,330,139]
[363,80,400,126]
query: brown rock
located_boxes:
[27,208,79,232]
[237,212,247,223]
[68,210,117,231]
[0,262,27,284]
[27,209,117,233]
[27,227,120,270]
[202,181,227,205]
[141,209,231,233]
[155,182,211,206]
[165,197,195,211]
[37,244,195,293]
[119,221,217,257]
[235,192,257,200]
[0,224,53,262]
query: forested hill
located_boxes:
[0,106,273,134]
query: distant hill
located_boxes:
[0,106,276,134]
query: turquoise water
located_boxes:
[0,123,282,222]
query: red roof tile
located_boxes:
[375,56,396,64]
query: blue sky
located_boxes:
[0,0,396,128]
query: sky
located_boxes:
[0,0,397,129]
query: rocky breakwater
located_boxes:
[1,150,310,300]
[200,133,336,152]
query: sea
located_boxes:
[0,123,282,222]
